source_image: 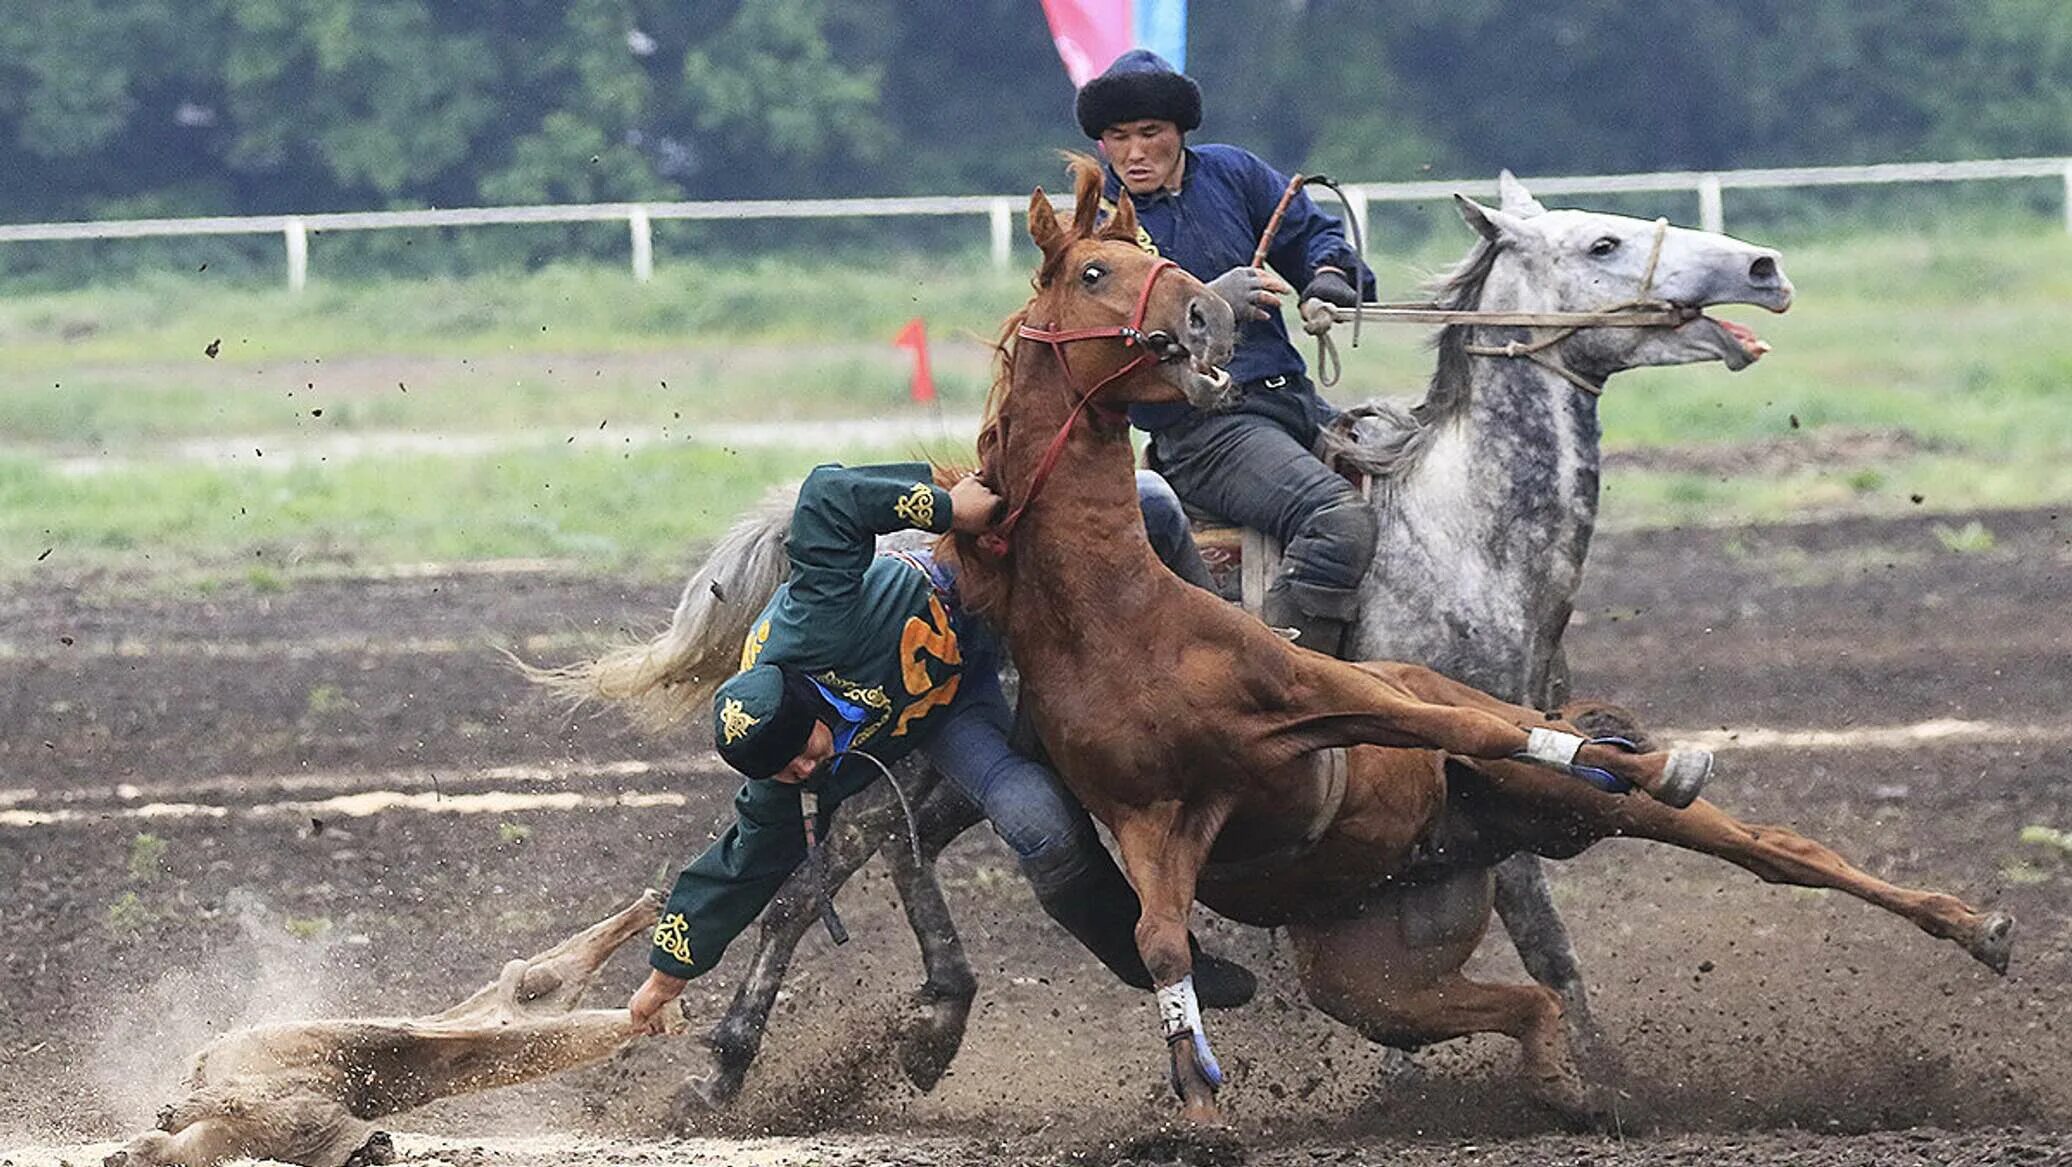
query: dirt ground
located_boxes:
[3,507,2068,1166]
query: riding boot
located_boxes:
[1260,581,1351,659]
[1021,852,1258,1009]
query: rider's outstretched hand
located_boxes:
[1206,266,1290,322]
[628,969,688,1036]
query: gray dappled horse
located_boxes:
[538,174,1793,1118]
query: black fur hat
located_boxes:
[1075,49,1202,139]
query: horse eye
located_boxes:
[1081,264,1105,285]
[1589,237,1620,257]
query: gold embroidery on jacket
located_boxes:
[740,619,772,671]
[653,913,694,965]
[892,483,936,528]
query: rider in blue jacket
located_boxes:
[1076,50,1379,657]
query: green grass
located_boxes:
[2,439,955,578]
[4,220,2070,579]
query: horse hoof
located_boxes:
[1970,911,2015,975]
[1113,1120,1245,1167]
[895,992,973,1093]
[1527,1072,1611,1132]
[667,1074,734,1132]
[342,1131,395,1167]
[1654,748,1712,808]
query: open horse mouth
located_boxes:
[1142,330,1235,397]
[1681,312,1773,370]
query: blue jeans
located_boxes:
[917,471,1203,876]
[921,666,1104,875]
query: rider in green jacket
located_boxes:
[628,462,1253,1031]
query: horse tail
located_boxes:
[519,483,800,733]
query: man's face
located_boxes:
[770,720,836,785]
[1100,119,1184,195]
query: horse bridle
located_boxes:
[1456,215,1682,396]
[1257,168,1694,397]
[1315,215,1692,397]
[977,257,1183,558]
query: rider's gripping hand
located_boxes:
[1301,266,1360,309]
[949,474,1005,535]
[628,969,689,1036]
[1206,266,1291,323]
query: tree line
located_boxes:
[3,0,2065,224]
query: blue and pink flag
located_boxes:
[1040,0,1187,87]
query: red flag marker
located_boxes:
[893,317,936,404]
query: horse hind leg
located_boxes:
[1490,852,1625,1082]
[1317,659,1712,809]
[686,820,884,1117]
[1287,875,1605,1129]
[1616,797,2015,974]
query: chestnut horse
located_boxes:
[931,158,2014,1124]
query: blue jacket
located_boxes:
[1107,144,1375,432]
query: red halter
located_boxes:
[977,258,1181,558]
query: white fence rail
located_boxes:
[3,157,2067,291]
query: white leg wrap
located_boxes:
[1522,727,1585,767]
[1156,975,1204,1040]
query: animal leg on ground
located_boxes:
[1490,852,1620,1079]
[1111,802,1234,1125]
[1287,892,1602,1128]
[879,781,983,1091]
[109,1097,367,1167]
[1294,659,1701,805]
[690,764,977,1113]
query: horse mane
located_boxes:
[930,306,1027,620]
[932,151,1140,619]
[1319,234,1501,480]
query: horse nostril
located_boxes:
[1749,256,1779,285]
[1188,300,1207,333]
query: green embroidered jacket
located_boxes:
[650,462,965,980]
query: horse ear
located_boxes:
[1454,194,1526,244]
[1028,188,1066,258]
[1496,170,1548,217]
[1101,192,1140,242]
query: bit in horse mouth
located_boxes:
[1139,331,1230,382]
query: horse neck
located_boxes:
[1376,320,1606,690]
[993,344,1156,636]
[1419,338,1605,559]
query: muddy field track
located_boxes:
[3,507,2068,1166]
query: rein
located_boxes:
[980,257,1181,557]
[1294,202,1688,397]
[1255,173,1363,388]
